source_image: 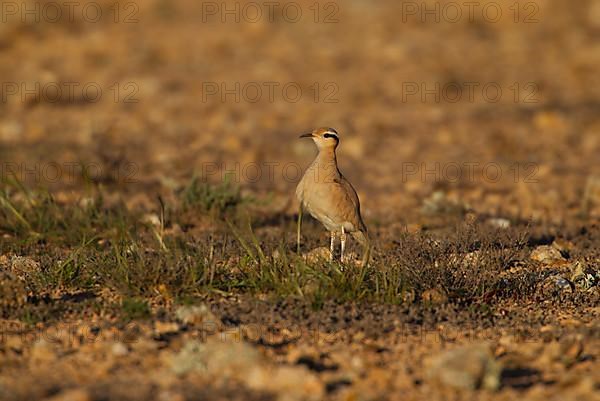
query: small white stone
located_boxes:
[111,342,129,357]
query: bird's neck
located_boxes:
[314,147,339,173]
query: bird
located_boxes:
[295,127,370,266]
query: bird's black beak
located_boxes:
[299,132,314,138]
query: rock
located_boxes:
[540,275,574,295]
[555,276,573,291]
[170,338,324,400]
[175,304,219,328]
[570,261,598,290]
[426,344,501,391]
[530,245,565,265]
[45,388,91,401]
[170,338,261,377]
[170,341,208,376]
[154,321,181,336]
[421,191,468,215]
[303,247,332,264]
[487,218,511,229]
[111,342,129,357]
[5,255,40,281]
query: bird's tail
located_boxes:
[352,230,371,267]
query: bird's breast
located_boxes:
[299,182,357,232]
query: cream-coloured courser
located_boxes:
[296,127,370,266]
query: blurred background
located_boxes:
[1,0,600,224]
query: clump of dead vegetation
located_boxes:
[385,224,535,303]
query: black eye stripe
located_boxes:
[324,133,338,140]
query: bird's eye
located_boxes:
[324,133,338,140]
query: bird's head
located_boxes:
[299,127,339,150]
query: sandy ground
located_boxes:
[1,0,600,400]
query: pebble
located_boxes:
[170,338,260,376]
[303,247,332,264]
[5,255,40,281]
[175,304,219,327]
[170,338,324,400]
[421,191,468,215]
[540,275,574,294]
[487,218,511,229]
[570,261,598,290]
[154,321,181,336]
[111,342,129,357]
[426,344,501,391]
[530,245,566,265]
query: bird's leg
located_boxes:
[361,242,371,268]
[329,231,336,261]
[296,206,303,254]
[340,226,347,263]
